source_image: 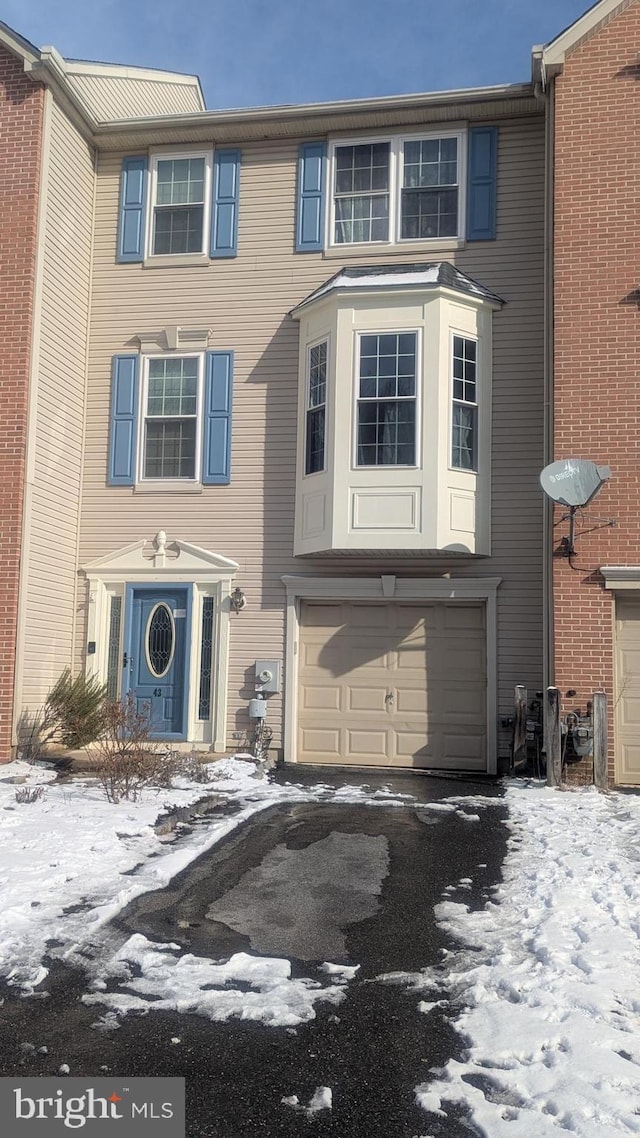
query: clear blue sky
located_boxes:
[6,0,593,109]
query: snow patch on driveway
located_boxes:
[411,783,640,1137]
[83,934,345,1027]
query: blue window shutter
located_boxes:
[108,355,139,485]
[296,142,325,252]
[211,150,241,258]
[117,156,148,262]
[203,351,233,484]
[467,127,498,241]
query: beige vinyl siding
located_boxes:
[66,73,204,121]
[19,98,95,720]
[80,114,545,756]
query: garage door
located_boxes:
[298,601,486,769]
[615,596,640,785]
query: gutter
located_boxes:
[93,81,537,138]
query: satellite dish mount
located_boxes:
[539,459,613,556]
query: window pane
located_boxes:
[335,143,389,195]
[308,341,327,409]
[198,596,214,720]
[144,419,197,478]
[403,138,457,188]
[357,400,415,466]
[156,158,205,206]
[334,194,389,244]
[452,337,477,402]
[305,407,325,474]
[401,188,458,239]
[106,595,122,701]
[452,404,476,470]
[153,205,204,255]
[148,358,198,416]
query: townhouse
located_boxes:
[9,2,637,781]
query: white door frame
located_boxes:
[282,574,502,772]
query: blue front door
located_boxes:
[128,587,188,737]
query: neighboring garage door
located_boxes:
[298,600,487,770]
[615,596,640,785]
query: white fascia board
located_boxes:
[542,0,629,68]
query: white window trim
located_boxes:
[449,329,479,475]
[352,327,421,471]
[326,128,466,250]
[304,337,329,477]
[145,149,213,260]
[137,351,205,486]
[281,574,501,773]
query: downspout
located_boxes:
[542,70,555,692]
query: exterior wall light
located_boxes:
[230,585,247,613]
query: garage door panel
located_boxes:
[444,605,485,631]
[300,728,342,757]
[619,743,640,779]
[347,687,389,712]
[346,729,389,758]
[298,600,486,770]
[441,685,486,718]
[395,689,428,714]
[300,686,341,712]
[615,597,640,785]
[301,604,345,628]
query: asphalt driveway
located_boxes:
[0,769,507,1137]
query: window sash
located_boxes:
[149,153,210,257]
[305,341,327,474]
[356,332,417,467]
[140,354,202,481]
[451,335,478,471]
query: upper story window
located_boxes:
[143,356,200,479]
[451,334,478,471]
[356,332,417,466]
[152,157,207,256]
[329,132,463,247]
[117,150,241,264]
[305,341,327,474]
[108,348,233,488]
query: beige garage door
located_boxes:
[298,601,487,770]
[615,596,640,785]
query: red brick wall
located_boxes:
[553,0,640,781]
[0,48,44,761]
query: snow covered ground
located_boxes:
[1,760,640,1136]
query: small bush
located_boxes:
[15,785,45,804]
[20,670,107,759]
[94,696,181,803]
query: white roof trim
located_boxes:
[543,0,630,68]
[62,58,202,89]
[82,535,239,579]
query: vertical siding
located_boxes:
[80,116,545,757]
[19,99,94,719]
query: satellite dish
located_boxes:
[539,458,611,508]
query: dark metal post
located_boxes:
[512,686,527,770]
[592,691,608,789]
[545,686,562,787]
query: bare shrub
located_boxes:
[94,696,181,803]
[15,785,45,804]
[178,751,212,784]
